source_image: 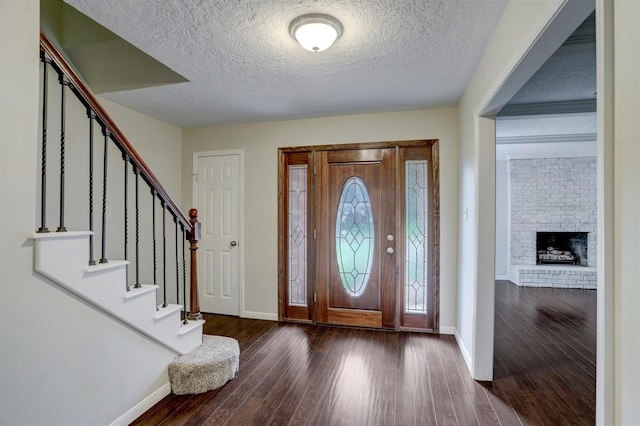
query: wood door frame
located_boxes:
[192,149,245,316]
[277,150,315,323]
[278,140,439,331]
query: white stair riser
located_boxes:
[176,323,204,354]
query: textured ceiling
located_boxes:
[508,40,596,105]
[505,12,596,107]
[64,0,508,127]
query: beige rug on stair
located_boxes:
[168,335,240,395]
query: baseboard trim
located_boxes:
[439,326,455,335]
[495,275,509,280]
[241,311,278,321]
[109,382,171,426]
[453,328,473,375]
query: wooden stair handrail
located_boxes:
[39,31,190,231]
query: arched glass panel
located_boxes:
[335,176,374,297]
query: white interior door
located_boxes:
[195,152,242,315]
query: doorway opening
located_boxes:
[491,8,597,421]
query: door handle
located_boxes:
[386,247,394,254]
[230,241,238,247]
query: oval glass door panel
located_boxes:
[335,176,375,297]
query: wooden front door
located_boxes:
[279,140,439,331]
[316,148,397,328]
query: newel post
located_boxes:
[188,208,203,321]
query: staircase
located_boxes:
[35,31,205,356]
[33,231,203,354]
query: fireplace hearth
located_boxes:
[536,232,588,266]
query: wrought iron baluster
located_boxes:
[57,73,68,232]
[87,110,96,265]
[99,129,109,264]
[123,153,130,291]
[151,189,157,286]
[152,189,158,311]
[162,201,167,308]
[134,166,141,288]
[175,216,179,305]
[38,52,50,233]
[182,225,188,324]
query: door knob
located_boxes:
[230,241,237,247]
[386,247,394,254]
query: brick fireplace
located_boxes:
[508,157,597,289]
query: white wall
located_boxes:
[456,0,563,380]
[458,0,595,381]
[0,3,177,424]
[595,0,614,423]
[98,97,183,203]
[182,108,459,329]
[612,0,640,422]
[495,160,509,279]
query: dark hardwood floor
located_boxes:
[133,281,596,425]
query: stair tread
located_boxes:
[154,304,184,320]
[31,230,93,239]
[169,335,239,395]
[179,319,205,336]
[123,284,159,300]
[85,260,130,273]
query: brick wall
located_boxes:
[509,265,597,289]
[510,157,597,267]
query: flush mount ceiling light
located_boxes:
[289,13,343,53]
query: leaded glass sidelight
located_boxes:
[405,160,428,313]
[288,165,307,306]
[335,176,374,297]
